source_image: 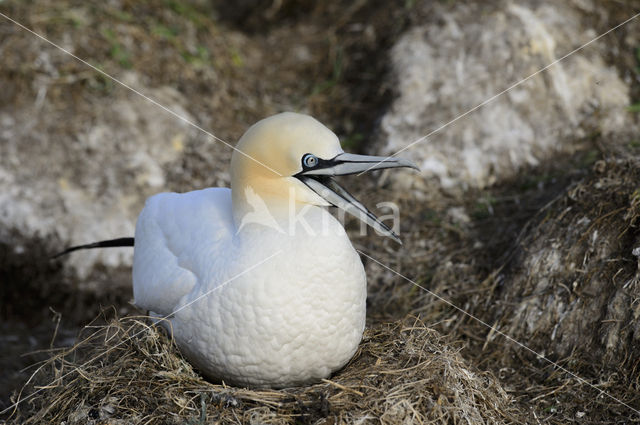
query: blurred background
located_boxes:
[1,0,640,422]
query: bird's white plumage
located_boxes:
[132,188,233,316]
[133,189,366,388]
[132,113,371,388]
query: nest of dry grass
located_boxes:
[7,314,523,424]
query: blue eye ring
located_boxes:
[302,153,318,168]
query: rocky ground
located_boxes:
[1,0,640,423]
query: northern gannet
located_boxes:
[57,112,417,388]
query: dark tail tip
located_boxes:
[51,237,135,259]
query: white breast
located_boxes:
[132,190,366,388]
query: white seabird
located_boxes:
[58,112,417,389]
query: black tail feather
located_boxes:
[51,237,135,259]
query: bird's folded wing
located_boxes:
[132,188,234,316]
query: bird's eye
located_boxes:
[302,153,318,168]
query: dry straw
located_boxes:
[8,314,523,424]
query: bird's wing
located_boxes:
[132,188,234,316]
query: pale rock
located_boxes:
[0,72,199,278]
[378,0,633,189]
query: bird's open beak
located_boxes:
[295,153,419,243]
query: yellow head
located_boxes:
[231,112,341,213]
[230,112,418,241]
